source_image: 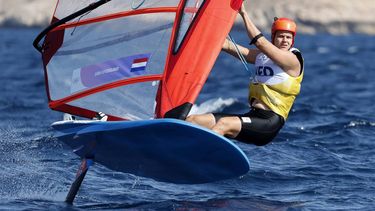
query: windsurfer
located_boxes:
[186,2,304,146]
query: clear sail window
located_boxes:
[173,0,205,53]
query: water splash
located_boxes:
[189,98,237,115]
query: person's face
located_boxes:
[273,30,294,50]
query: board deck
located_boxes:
[52,118,250,184]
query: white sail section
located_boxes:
[45,0,182,120]
[54,0,179,20]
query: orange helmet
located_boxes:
[271,17,297,46]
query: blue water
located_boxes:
[1,27,374,210]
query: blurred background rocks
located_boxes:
[0,0,374,34]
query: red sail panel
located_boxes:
[157,0,242,118]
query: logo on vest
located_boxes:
[256,66,274,76]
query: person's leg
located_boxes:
[187,113,242,138]
[211,116,242,138]
[235,108,285,145]
[186,113,216,129]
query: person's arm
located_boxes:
[239,3,300,77]
[222,38,260,64]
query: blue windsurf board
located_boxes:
[52,118,250,184]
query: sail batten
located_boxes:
[52,7,178,32]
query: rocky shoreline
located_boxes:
[0,0,374,35]
[244,0,375,35]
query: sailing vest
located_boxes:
[249,48,304,120]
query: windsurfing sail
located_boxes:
[35,0,242,121]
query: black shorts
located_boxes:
[213,108,285,146]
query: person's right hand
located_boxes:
[239,1,247,16]
[222,38,230,50]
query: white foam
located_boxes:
[0,0,56,27]
[188,97,237,115]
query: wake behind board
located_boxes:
[52,118,250,184]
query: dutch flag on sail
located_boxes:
[131,57,149,72]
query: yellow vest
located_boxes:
[249,48,304,120]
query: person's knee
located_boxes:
[212,118,231,136]
[212,117,241,138]
[215,118,229,129]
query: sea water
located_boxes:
[0,28,374,210]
